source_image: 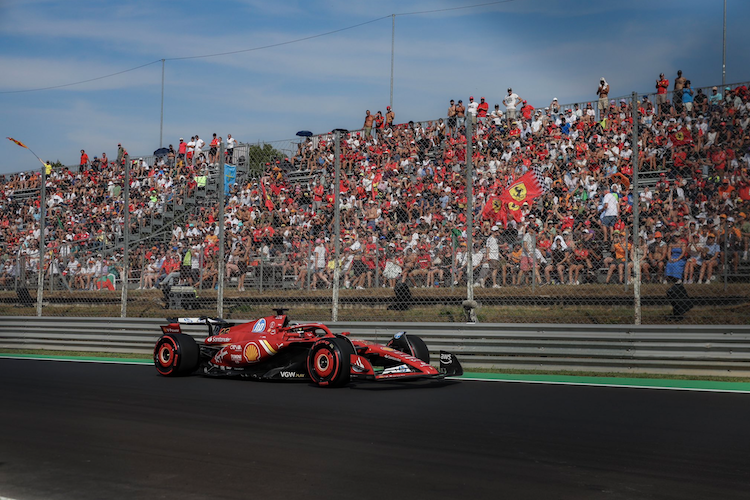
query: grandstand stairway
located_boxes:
[122,170,222,246]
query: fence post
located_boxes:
[465,118,474,302]
[305,240,312,291]
[631,92,642,325]
[723,231,728,291]
[332,130,342,322]
[36,159,47,317]
[121,155,130,317]
[217,144,225,318]
[374,239,380,289]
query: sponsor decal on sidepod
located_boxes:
[207,336,232,343]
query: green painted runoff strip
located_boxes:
[0,353,151,364]
[461,371,750,393]
[2,354,750,392]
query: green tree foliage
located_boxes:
[246,144,284,176]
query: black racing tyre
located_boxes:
[306,337,354,387]
[406,334,430,364]
[154,333,199,376]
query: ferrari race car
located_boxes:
[154,309,462,387]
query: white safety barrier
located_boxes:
[1,317,749,376]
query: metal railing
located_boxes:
[1,317,749,376]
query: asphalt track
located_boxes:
[1,359,749,500]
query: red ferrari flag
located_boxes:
[481,194,506,224]
[497,166,547,223]
[669,126,693,147]
[7,137,28,149]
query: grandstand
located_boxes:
[1,80,749,323]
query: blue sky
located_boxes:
[1,0,748,174]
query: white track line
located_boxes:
[456,376,750,394]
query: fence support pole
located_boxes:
[121,155,130,317]
[631,93,642,325]
[332,130,342,322]
[465,118,474,302]
[36,159,47,317]
[218,144,225,318]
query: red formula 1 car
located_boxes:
[154,308,462,387]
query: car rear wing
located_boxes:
[164,317,232,337]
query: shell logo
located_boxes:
[244,343,261,363]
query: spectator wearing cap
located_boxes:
[447,99,457,138]
[655,73,669,114]
[647,230,668,283]
[490,103,503,127]
[385,106,394,127]
[186,136,196,165]
[455,99,466,131]
[520,100,535,121]
[79,149,89,173]
[374,110,384,132]
[207,133,219,164]
[226,133,237,164]
[194,135,205,164]
[605,231,633,284]
[723,216,743,275]
[485,225,506,288]
[467,96,478,127]
[518,223,541,286]
[600,186,619,242]
[698,233,721,283]
[708,86,723,112]
[683,232,704,284]
[549,97,560,120]
[311,239,330,289]
[503,88,521,122]
[477,97,489,124]
[682,80,694,115]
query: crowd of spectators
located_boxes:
[1,72,750,293]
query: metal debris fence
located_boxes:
[2,85,749,325]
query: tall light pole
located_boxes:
[390,14,395,111]
[160,59,165,148]
[722,0,727,87]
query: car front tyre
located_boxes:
[306,337,353,387]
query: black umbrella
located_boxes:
[296,131,313,137]
[153,147,169,157]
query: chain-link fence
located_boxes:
[2,83,750,324]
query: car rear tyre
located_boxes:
[154,333,199,376]
[307,337,353,387]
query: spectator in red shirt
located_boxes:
[79,150,89,173]
[655,73,669,114]
[209,133,219,164]
[521,100,535,121]
[477,97,489,123]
